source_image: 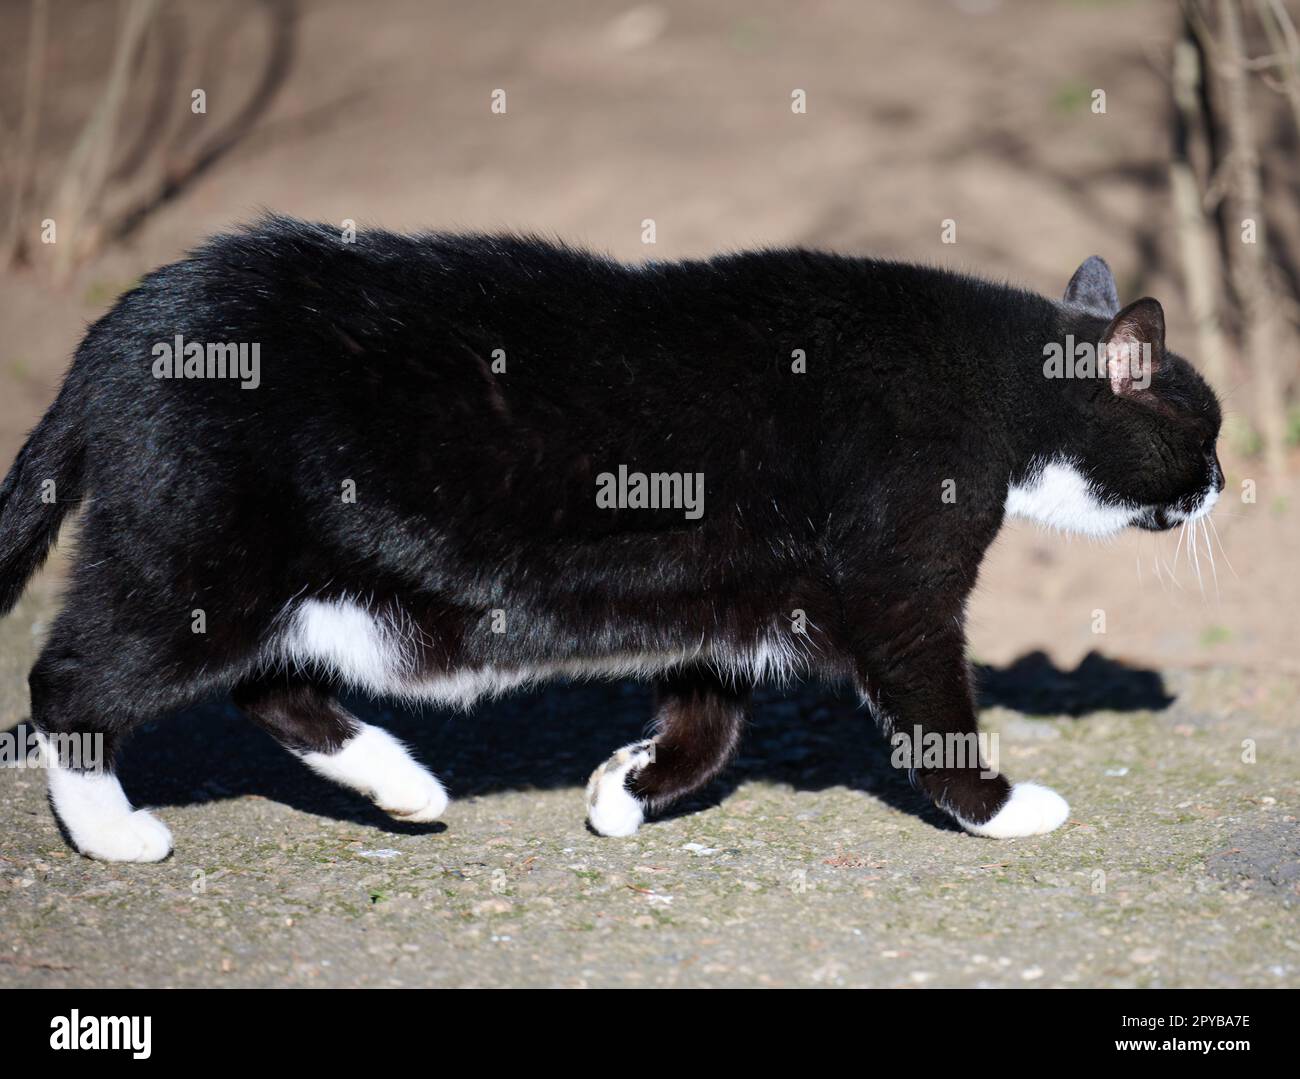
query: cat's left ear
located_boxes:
[1063,255,1121,317]
[1102,297,1165,395]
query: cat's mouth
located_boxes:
[1136,485,1221,531]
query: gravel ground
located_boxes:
[1,0,1296,991]
[2,585,1296,988]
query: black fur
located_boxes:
[0,215,1222,833]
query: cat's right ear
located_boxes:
[1063,256,1120,317]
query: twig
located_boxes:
[47,0,160,279]
[1171,23,1233,390]
[1254,0,1300,139]
[3,0,48,268]
[0,954,76,972]
[1210,0,1290,475]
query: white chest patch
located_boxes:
[1005,459,1141,538]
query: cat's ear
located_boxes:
[1102,297,1164,395]
[1063,255,1120,317]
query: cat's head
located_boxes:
[1007,256,1223,537]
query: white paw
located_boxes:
[44,751,175,863]
[959,781,1070,838]
[299,723,449,823]
[377,772,449,823]
[587,740,653,837]
[71,808,174,863]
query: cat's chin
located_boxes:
[1134,509,1174,531]
[1136,490,1219,531]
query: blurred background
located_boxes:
[1,0,1298,684]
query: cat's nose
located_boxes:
[1212,452,1225,492]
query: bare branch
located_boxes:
[47,0,160,279]
[1215,0,1290,475]
[1171,27,1233,390]
[1254,0,1300,138]
[3,0,49,268]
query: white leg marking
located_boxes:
[44,746,173,863]
[298,723,448,822]
[586,740,654,837]
[957,781,1070,838]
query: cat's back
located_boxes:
[76,217,1052,468]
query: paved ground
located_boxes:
[1,0,1297,989]
[2,576,1296,987]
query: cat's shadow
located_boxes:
[118,649,1173,836]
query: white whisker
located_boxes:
[1189,517,1205,599]
[1150,542,1166,591]
[1208,516,1238,579]
[1161,548,1185,591]
[1201,518,1219,602]
[1172,520,1187,575]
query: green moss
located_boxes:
[1200,625,1232,646]
[1051,80,1091,114]
[83,278,140,308]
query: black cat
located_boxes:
[0,217,1222,861]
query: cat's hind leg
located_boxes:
[38,736,174,863]
[232,674,448,823]
[587,665,748,837]
[30,608,180,863]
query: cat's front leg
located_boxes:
[857,628,1070,837]
[587,664,749,836]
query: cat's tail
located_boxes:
[0,365,87,616]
